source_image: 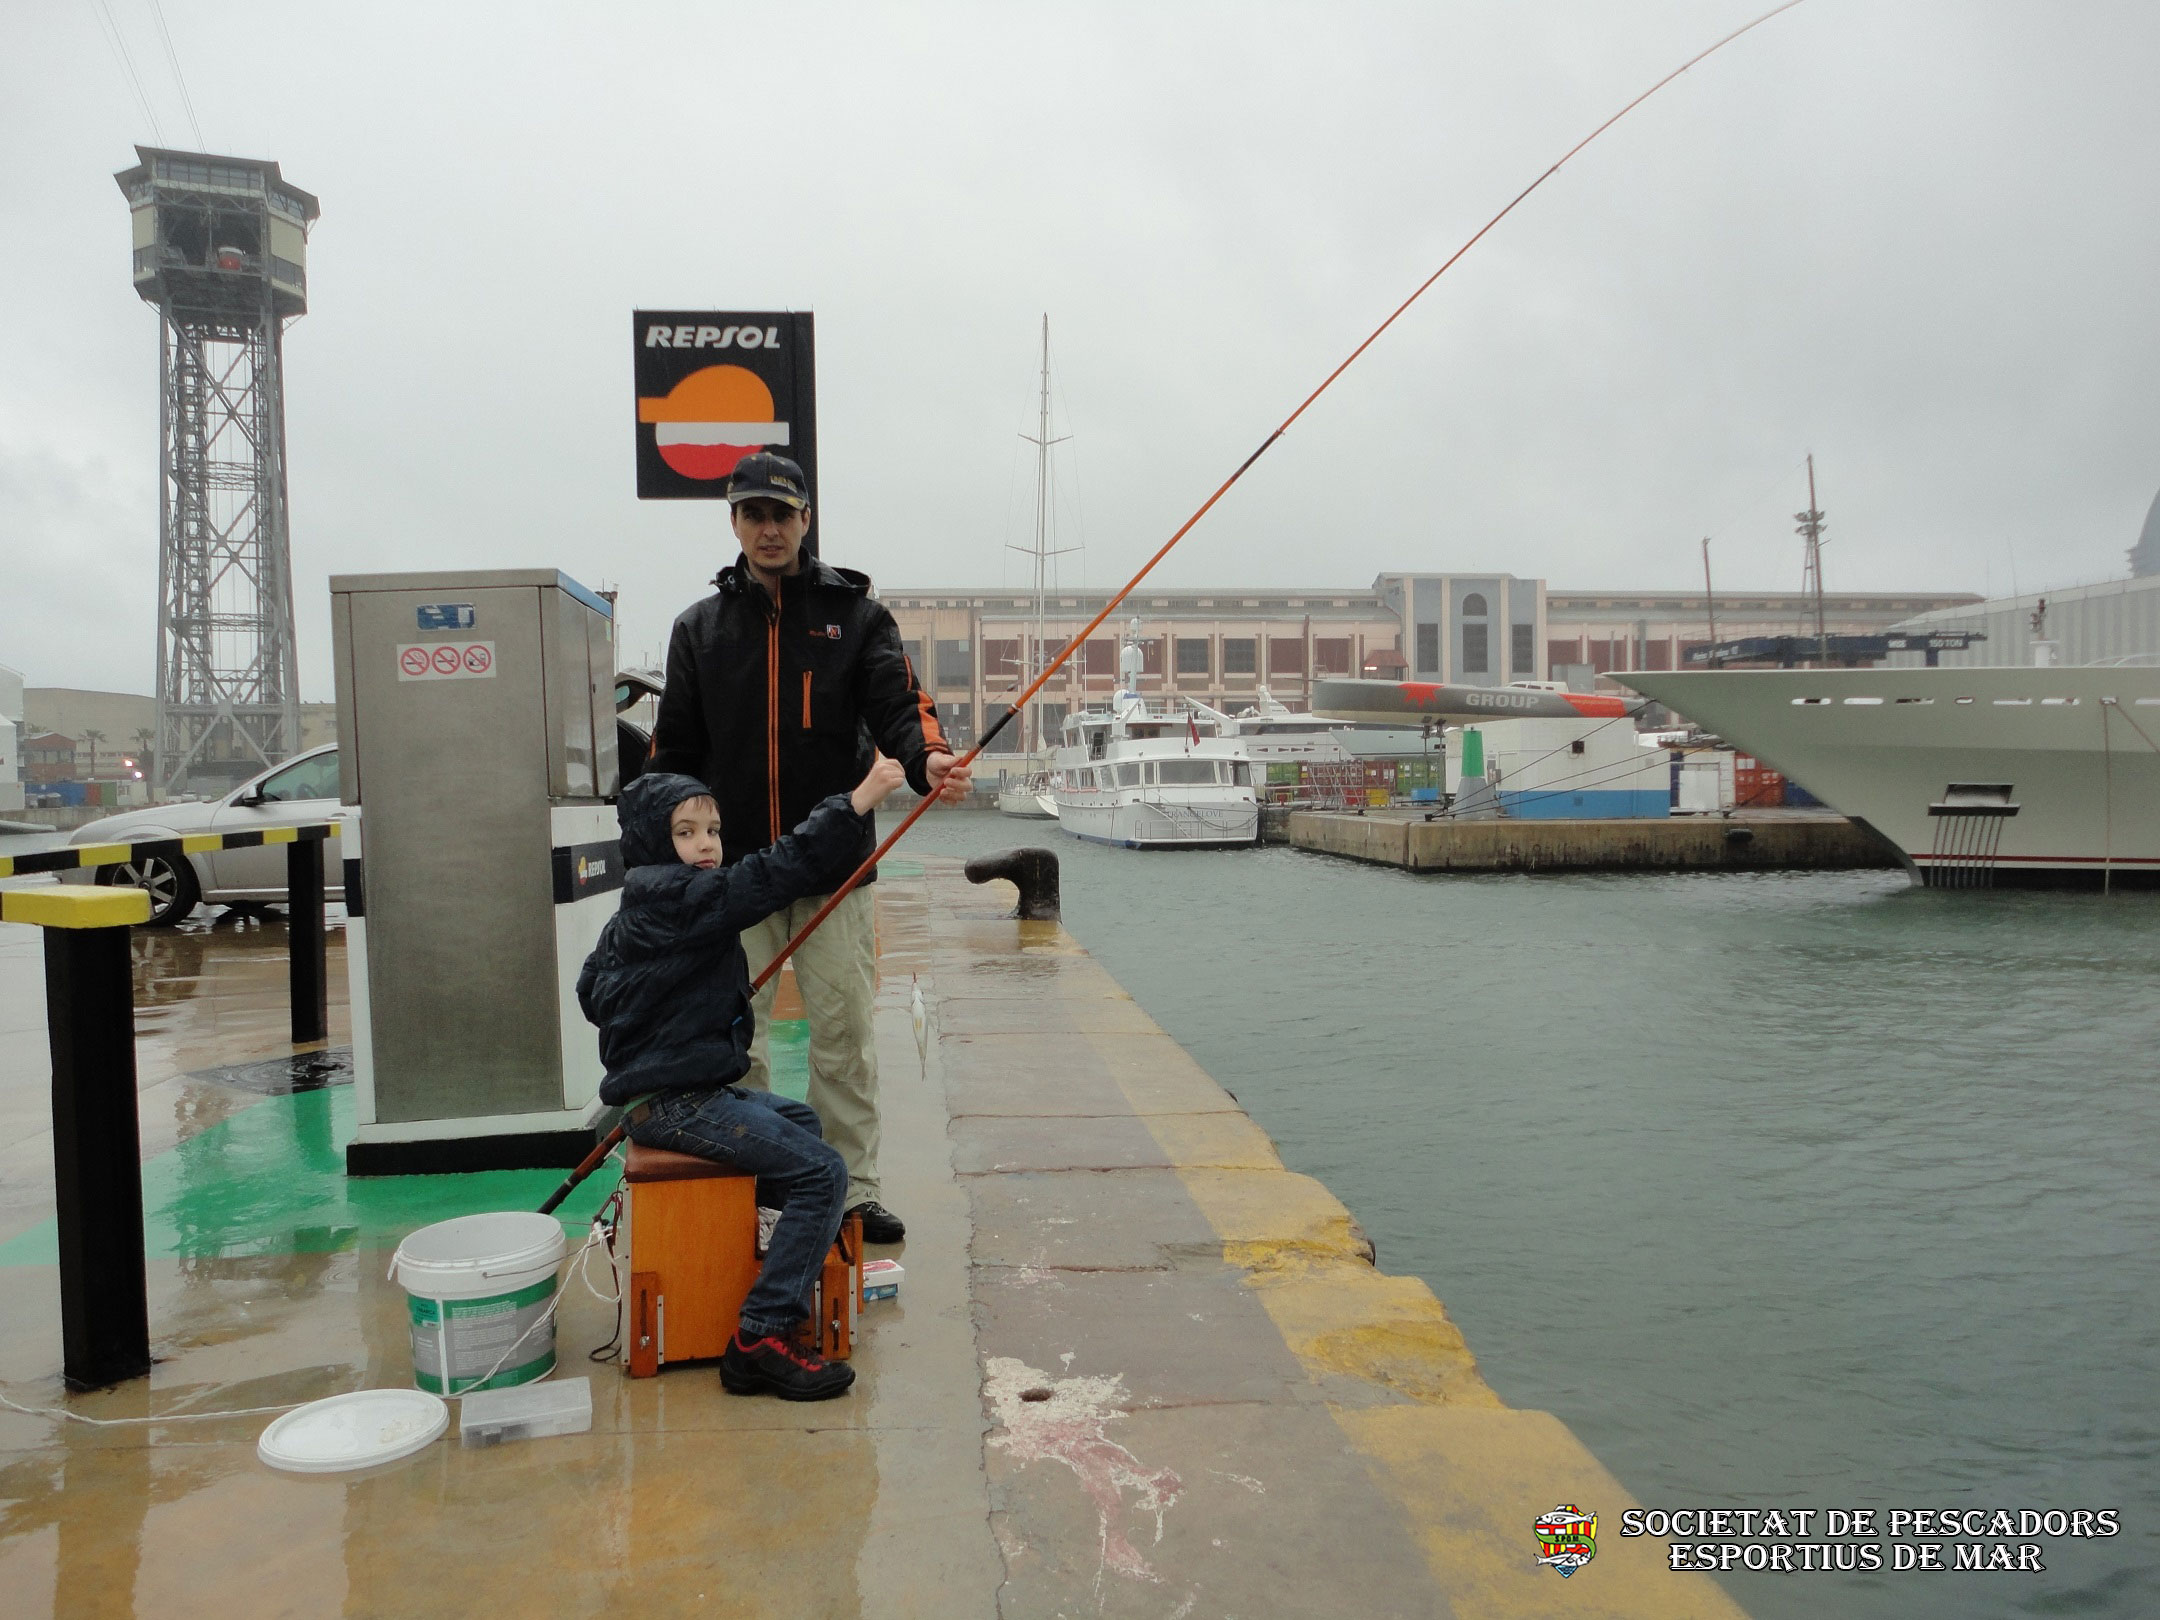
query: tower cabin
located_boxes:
[116,147,318,321]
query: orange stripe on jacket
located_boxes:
[904,655,949,754]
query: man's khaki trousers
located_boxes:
[739,887,881,1208]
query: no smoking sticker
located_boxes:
[395,641,497,682]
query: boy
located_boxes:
[577,755,907,1400]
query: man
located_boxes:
[648,451,969,1244]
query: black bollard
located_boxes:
[963,847,1061,921]
[287,834,328,1044]
[45,921,152,1388]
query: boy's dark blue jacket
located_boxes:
[576,771,868,1107]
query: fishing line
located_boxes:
[540,0,1810,1213]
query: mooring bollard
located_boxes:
[1,884,154,1388]
[963,847,1061,921]
[286,834,328,1043]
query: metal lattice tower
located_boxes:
[115,147,317,795]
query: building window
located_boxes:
[1268,639,1306,677]
[981,638,1021,678]
[1314,638,1351,675]
[1511,623,1535,675]
[935,639,973,688]
[1461,592,1489,618]
[1175,637,1211,676]
[1462,624,1489,674]
[1082,638,1116,677]
[1136,637,1164,676]
[902,639,924,674]
[942,702,974,743]
[1222,638,1257,675]
[1415,623,1440,674]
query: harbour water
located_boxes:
[902,810,2160,1619]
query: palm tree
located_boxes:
[81,729,104,778]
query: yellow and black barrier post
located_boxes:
[288,836,328,1043]
[1,885,154,1388]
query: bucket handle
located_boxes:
[385,1233,565,1284]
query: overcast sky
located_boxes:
[5,0,2158,698]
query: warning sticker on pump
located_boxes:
[397,642,496,682]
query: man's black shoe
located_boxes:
[719,1330,855,1400]
[851,1201,906,1244]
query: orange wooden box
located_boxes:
[621,1142,859,1377]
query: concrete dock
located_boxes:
[1289,806,1898,874]
[0,858,1746,1618]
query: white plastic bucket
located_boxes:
[391,1212,567,1396]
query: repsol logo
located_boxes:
[645,324,782,349]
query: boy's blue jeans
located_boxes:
[627,1086,847,1342]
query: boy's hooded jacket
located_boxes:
[577,771,867,1106]
[647,554,948,881]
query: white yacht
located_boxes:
[1050,629,1258,847]
[1615,663,2160,887]
[1050,695,1259,848]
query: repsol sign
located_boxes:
[631,309,818,518]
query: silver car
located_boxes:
[65,744,347,926]
[66,674,664,926]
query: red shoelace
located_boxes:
[738,1333,827,1372]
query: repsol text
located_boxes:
[644,324,782,350]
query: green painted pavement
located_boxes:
[0,1020,812,1266]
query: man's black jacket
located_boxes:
[648,554,948,881]
[577,771,869,1106]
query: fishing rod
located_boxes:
[537,0,1808,1217]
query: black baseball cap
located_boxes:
[726,451,810,511]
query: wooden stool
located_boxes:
[621,1142,862,1377]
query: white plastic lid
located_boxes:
[257,1389,448,1474]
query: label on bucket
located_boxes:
[408,1274,557,1395]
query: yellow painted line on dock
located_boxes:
[1091,1020,1750,1619]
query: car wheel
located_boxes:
[96,853,200,927]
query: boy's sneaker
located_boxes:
[851,1201,906,1243]
[720,1330,855,1401]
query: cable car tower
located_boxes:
[115,147,317,794]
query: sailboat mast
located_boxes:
[1031,315,1051,759]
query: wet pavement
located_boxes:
[0,860,1746,1617]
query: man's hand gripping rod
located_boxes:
[534,0,1806,1218]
